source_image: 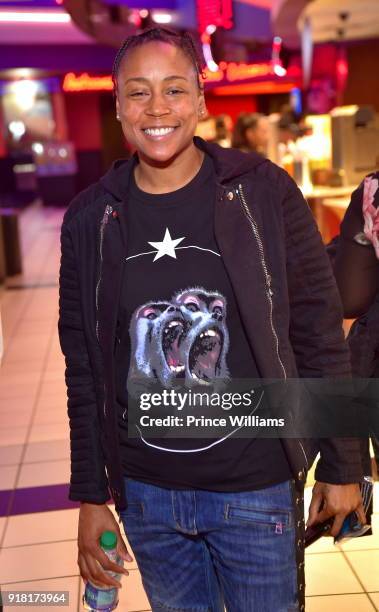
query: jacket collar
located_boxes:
[99,136,268,202]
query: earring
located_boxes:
[116,113,121,121]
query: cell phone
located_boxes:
[334,511,371,543]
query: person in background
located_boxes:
[59,26,364,612]
[213,114,233,147]
[231,112,269,155]
[333,172,379,480]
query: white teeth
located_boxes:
[168,321,180,328]
[144,127,175,136]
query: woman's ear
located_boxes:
[198,98,208,119]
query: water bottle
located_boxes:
[83,531,124,611]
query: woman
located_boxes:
[59,27,364,612]
[231,111,269,154]
[333,172,379,478]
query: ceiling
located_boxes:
[0,0,272,47]
[1,0,379,49]
[273,0,379,47]
[298,0,379,43]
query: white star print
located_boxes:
[148,228,185,262]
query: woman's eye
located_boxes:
[129,91,148,98]
[167,89,183,95]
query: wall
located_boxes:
[343,39,379,112]
[64,91,103,190]
[0,103,7,158]
[64,91,102,151]
[205,94,257,122]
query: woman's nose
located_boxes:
[146,93,170,116]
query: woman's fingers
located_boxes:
[79,551,122,589]
[95,547,129,577]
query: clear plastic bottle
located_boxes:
[83,531,124,611]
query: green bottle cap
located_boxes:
[100,531,117,551]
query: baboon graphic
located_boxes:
[127,287,229,392]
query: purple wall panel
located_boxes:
[103,0,177,7]
[0,44,115,72]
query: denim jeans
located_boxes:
[120,478,299,612]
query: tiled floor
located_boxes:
[0,202,378,611]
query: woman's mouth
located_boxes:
[142,127,178,140]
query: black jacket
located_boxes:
[59,137,363,511]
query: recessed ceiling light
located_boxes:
[152,12,172,24]
[0,11,71,24]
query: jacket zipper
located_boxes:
[235,184,309,470]
[96,204,113,416]
[236,184,286,378]
[96,204,113,341]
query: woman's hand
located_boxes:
[307,482,366,537]
[78,503,133,588]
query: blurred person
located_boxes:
[59,27,364,612]
[332,172,379,480]
[213,113,233,147]
[195,114,216,141]
[231,112,269,154]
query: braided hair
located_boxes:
[112,27,205,92]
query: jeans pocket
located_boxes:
[225,505,291,530]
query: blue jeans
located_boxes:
[120,478,299,611]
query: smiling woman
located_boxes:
[112,28,207,192]
[59,25,365,612]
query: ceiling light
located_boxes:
[152,12,172,24]
[9,79,39,111]
[0,11,71,24]
[9,121,26,140]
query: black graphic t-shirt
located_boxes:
[116,153,291,491]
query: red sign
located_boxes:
[63,62,289,93]
[63,72,113,92]
[196,0,233,33]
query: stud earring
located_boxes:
[116,113,121,121]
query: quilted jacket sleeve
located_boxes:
[282,175,363,483]
[59,220,111,504]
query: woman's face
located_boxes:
[116,41,205,164]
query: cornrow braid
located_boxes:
[112,27,205,92]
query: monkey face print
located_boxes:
[127,287,230,392]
